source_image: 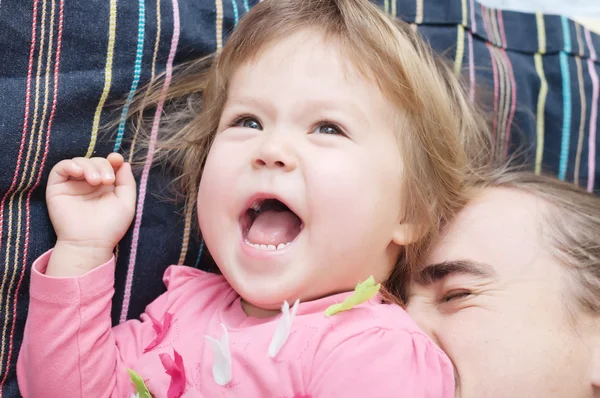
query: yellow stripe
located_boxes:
[497,47,511,155]
[216,0,223,52]
[461,0,467,26]
[573,56,587,185]
[536,12,546,54]
[384,0,389,14]
[534,53,548,175]
[129,0,161,162]
[86,0,117,158]
[178,205,193,265]
[454,25,465,76]
[391,0,396,17]
[575,22,585,57]
[490,9,501,46]
[415,0,423,24]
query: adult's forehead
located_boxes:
[425,187,548,272]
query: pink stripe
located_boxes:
[585,29,597,192]
[468,32,475,103]
[502,49,517,158]
[120,0,181,323]
[486,43,499,144]
[0,1,65,387]
[0,1,38,387]
[497,10,507,48]
[481,4,490,40]
[470,0,476,33]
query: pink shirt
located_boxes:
[17,250,454,397]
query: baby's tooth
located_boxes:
[260,244,267,250]
[277,243,286,250]
[267,245,276,250]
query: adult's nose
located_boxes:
[251,133,298,172]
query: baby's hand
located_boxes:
[45,153,136,277]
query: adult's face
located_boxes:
[407,187,600,397]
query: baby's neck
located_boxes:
[241,298,281,319]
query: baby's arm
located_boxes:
[16,154,141,397]
[16,251,184,397]
[308,325,455,397]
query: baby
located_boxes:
[17,0,489,396]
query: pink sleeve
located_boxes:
[16,250,195,398]
[308,327,455,398]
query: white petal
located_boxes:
[268,299,300,358]
[204,323,232,386]
[130,394,140,398]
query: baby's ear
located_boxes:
[391,223,421,246]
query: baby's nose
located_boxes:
[252,136,297,172]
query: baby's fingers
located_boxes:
[47,159,86,187]
[48,157,116,187]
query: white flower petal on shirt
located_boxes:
[204,323,232,386]
[268,299,300,358]
[130,394,140,398]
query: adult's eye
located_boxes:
[441,290,473,303]
[231,116,262,130]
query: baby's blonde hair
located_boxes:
[129,0,491,302]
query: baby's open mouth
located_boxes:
[241,198,303,250]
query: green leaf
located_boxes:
[325,276,381,316]
[128,369,153,398]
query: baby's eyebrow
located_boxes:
[416,259,497,285]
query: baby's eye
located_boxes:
[441,290,472,303]
[312,122,346,136]
[231,116,262,130]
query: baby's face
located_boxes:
[197,30,408,314]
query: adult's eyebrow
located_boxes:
[416,260,497,285]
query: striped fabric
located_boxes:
[0,0,598,396]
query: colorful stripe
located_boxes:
[231,0,240,25]
[0,0,50,376]
[0,0,63,386]
[391,0,396,17]
[120,0,181,323]
[2,1,64,387]
[216,0,224,52]
[194,239,205,269]
[501,49,517,158]
[468,31,475,103]
[486,43,499,148]
[573,55,587,185]
[114,0,146,153]
[415,0,423,24]
[585,28,598,192]
[575,22,585,57]
[177,205,194,265]
[0,0,39,384]
[129,0,162,162]
[86,0,117,158]
[534,13,548,175]
[243,0,249,13]
[454,26,465,76]
[534,53,548,175]
[469,0,476,33]
[497,11,516,157]
[384,0,389,14]
[558,16,572,180]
